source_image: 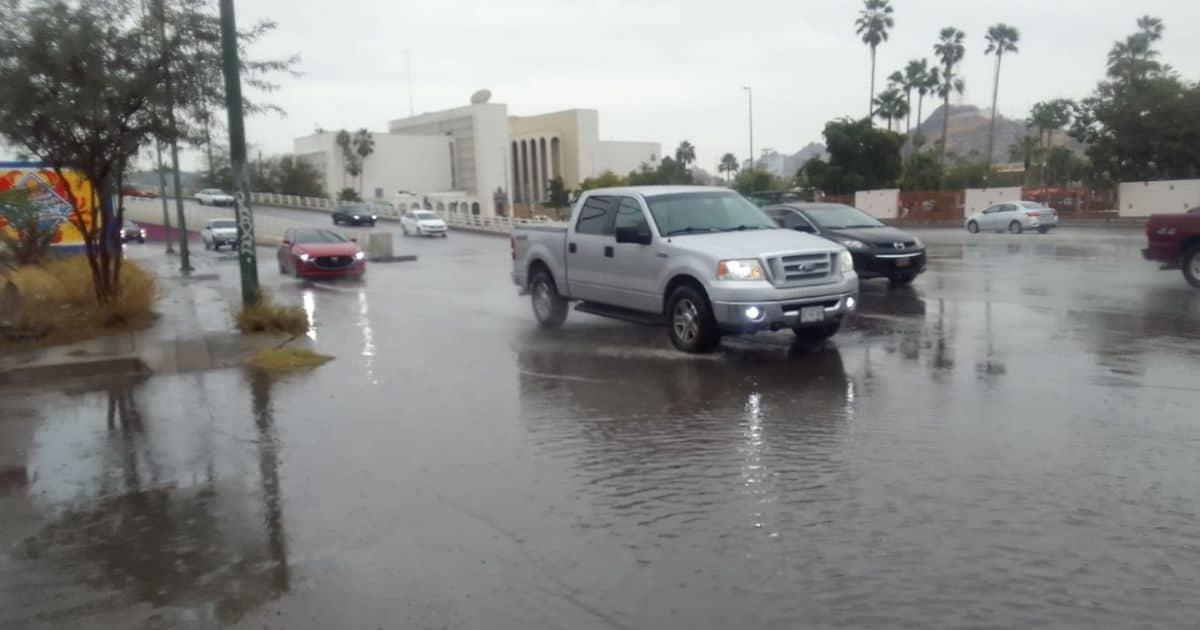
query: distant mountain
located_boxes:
[745,142,829,177]
[915,104,1083,164]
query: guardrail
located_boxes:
[434,212,562,235]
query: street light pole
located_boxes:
[743,85,754,192]
[219,0,260,306]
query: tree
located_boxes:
[934,27,967,163]
[544,176,571,219]
[0,0,212,302]
[943,163,993,189]
[855,0,894,124]
[627,156,694,186]
[1029,99,1073,185]
[273,155,326,198]
[718,153,740,184]
[0,188,57,265]
[913,64,939,147]
[984,23,1020,168]
[337,187,361,202]
[1009,136,1040,172]
[1106,15,1164,84]
[579,170,627,192]
[900,60,927,134]
[674,141,696,167]
[335,130,360,191]
[352,129,375,196]
[732,169,779,196]
[898,153,944,190]
[810,118,903,194]
[874,88,909,132]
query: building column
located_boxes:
[519,140,529,204]
[531,137,542,203]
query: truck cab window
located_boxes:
[576,196,615,235]
[614,197,649,234]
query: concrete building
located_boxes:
[296,96,660,217]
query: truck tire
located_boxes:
[793,320,841,343]
[1184,247,1200,288]
[530,268,568,328]
[666,285,720,353]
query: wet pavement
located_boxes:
[2,226,1200,629]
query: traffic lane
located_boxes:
[232,229,1200,627]
[7,228,1200,628]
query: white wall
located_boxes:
[575,110,600,183]
[1118,179,1200,217]
[471,104,510,216]
[593,141,661,177]
[854,189,900,219]
[964,187,1023,216]
[293,132,453,202]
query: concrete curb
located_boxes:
[0,357,150,389]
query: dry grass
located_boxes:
[235,294,309,335]
[245,346,332,372]
[1,256,158,348]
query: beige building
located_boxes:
[508,109,660,204]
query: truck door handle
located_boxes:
[604,246,614,258]
[568,242,577,254]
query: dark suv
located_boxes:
[766,203,927,285]
[331,203,378,227]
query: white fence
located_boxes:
[964,187,1023,216]
[248,192,334,211]
[854,189,900,219]
[436,212,557,235]
[1117,180,1200,217]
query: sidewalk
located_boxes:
[0,251,284,388]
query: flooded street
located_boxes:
[3,227,1200,629]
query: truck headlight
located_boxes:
[839,238,867,250]
[717,259,765,281]
[839,250,854,274]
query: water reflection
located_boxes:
[11,374,290,626]
[357,290,377,385]
[302,289,318,341]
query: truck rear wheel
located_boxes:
[1184,247,1200,288]
[666,285,720,353]
[530,268,568,328]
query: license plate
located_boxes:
[800,306,824,324]
[895,257,911,268]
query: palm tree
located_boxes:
[913,64,938,147]
[901,59,926,135]
[1107,15,1164,83]
[855,0,895,125]
[1008,135,1039,173]
[984,24,1020,169]
[718,152,739,184]
[874,89,908,131]
[1028,99,1073,186]
[335,129,357,190]
[934,27,966,163]
[352,129,375,196]
[675,140,696,167]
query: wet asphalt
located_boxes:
[2,221,1200,629]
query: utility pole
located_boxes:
[219,0,259,306]
[406,50,414,117]
[154,142,174,253]
[155,0,192,272]
[743,85,754,192]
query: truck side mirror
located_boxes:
[615,226,651,245]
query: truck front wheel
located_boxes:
[530,268,568,328]
[1184,247,1200,288]
[666,286,720,353]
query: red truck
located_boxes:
[1143,208,1200,287]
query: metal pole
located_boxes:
[219,0,260,307]
[406,50,414,117]
[156,0,191,272]
[743,86,754,192]
[154,142,174,253]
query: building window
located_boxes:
[471,202,480,215]
[436,202,445,211]
[374,187,383,199]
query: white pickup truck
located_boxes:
[511,186,859,353]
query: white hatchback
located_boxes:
[401,210,448,238]
[965,201,1059,234]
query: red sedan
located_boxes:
[277,228,366,279]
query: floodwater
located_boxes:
[2,226,1200,629]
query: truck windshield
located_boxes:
[646,191,777,237]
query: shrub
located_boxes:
[246,346,332,371]
[235,293,309,335]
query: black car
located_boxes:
[331,203,378,227]
[120,220,145,244]
[765,203,926,285]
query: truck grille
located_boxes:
[314,255,354,269]
[769,252,835,285]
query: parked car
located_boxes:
[121,186,156,199]
[401,210,448,237]
[965,201,1058,234]
[195,188,235,206]
[201,218,238,251]
[511,186,858,353]
[120,220,146,244]
[331,203,378,227]
[765,202,926,285]
[278,228,366,279]
[1143,207,1200,288]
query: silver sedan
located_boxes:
[966,201,1059,234]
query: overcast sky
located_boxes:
[200,0,1200,174]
